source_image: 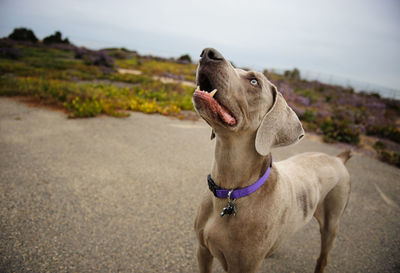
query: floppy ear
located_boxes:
[210,129,215,140]
[255,86,305,156]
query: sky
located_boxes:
[1,0,399,95]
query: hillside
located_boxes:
[0,32,399,167]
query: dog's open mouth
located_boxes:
[193,86,236,126]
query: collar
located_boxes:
[207,157,273,199]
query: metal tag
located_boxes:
[220,201,237,217]
[220,189,237,217]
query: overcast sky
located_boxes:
[1,0,399,93]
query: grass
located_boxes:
[0,48,104,80]
[319,117,360,144]
[0,40,196,118]
[295,88,320,103]
[115,56,197,82]
[0,75,193,117]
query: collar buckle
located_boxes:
[207,174,219,197]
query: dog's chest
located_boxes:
[202,207,283,256]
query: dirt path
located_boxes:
[1,97,399,273]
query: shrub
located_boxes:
[380,151,400,167]
[66,97,102,117]
[177,54,192,64]
[0,47,22,59]
[8,28,38,42]
[138,100,159,113]
[284,68,301,80]
[91,51,114,67]
[75,47,88,59]
[107,49,127,59]
[373,141,386,150]
[291,68,301,80]
[43,31,70,44]
[75,48,114,68]
[301,110,315,122]
[325,95,332,102]
[320,117,360,144]
[366,125,400,144]
[296,89,316,103]
[373,141,400,167]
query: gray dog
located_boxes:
[192,48,351,273]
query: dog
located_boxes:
[192,48,351,273]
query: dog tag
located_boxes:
[220,200,237,217]
[220,201,237,217]
[220,189,237,217]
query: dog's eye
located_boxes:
[250,79,258,86]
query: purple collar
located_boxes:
[207,157,272,199]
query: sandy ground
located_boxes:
[0,97,399,273]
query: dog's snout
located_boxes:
[200,48,224,64]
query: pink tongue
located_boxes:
[218,104,236,125]
[194,90,236,125]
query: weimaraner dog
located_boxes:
[192,48,351,273]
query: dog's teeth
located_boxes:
[195,86,200,92]
[210,89,217,97]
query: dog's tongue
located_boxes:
[218,105,236,125]
[194,88,236,125]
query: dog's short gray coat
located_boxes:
[193,48,351,273]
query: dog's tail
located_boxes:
[337,149,352,164]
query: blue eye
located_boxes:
[250,79,258,85]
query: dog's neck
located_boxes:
[211,132,271,190]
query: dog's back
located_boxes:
[275,151,351,192]
[273,151,351,234]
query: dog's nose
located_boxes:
[200,48,224,64]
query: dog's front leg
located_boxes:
[197,245,213,273]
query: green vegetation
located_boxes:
[43,31,70,45]
[0,33,196,118]
[177,54,192,64]
[373,141,400,167]
[8,28,38,43]
[295,88,319,103]
[301,110,315,122]
[116,57,197,82]
[284,68,300,81]
[319,117,360,144]
[367,125,400,144]
[0,74,193,118]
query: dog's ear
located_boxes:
[211,129,215,140]
[255,85,304,156]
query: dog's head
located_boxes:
[193,48,304,155]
